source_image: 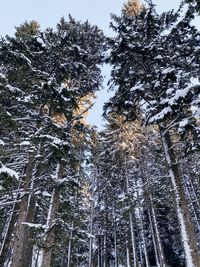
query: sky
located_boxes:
[0,0,190,128]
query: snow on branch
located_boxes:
[0,162,19,180]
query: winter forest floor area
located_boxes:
[1,0,200,266]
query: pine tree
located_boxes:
[0,16,105,267]
[106,1,200,266]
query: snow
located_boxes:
[36,37,46,47]
[130,82,144,92]
[168,77,200,106]
[21,222,44,228]
[162,67,175,74]
[20,141,31,146]
[0,73,6,79]
[0,162,19,180]
[179,118,188,128]
[0,139,5,146]
[149,107,172,123]
[40,134,69,147]
[190,77,200,86]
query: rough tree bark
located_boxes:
[160,127,200,267]
[40,161,65,267]
[11,150,35,267]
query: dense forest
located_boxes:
[0,0,200,266]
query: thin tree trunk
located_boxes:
[129,211,138,267]
[89,205,94,267]
[98,236,102,267]
[125,155,139,267]
[67,221,74,267]
[126,240,132,267]
[0,205,18,266]
[149,194,166,267]
[40,187,59,267]
[103,234,108,267]
[148,206,161,267]
[161,128,200,267]
[183,175,200,234]
[139,207,150,267]
[114,216,118,267]
[40,162,64,267]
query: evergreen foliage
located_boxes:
[0,1,200,266]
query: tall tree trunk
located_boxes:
[21,194,37,266]
[129,211,139,267]
[126,239,132,267]
[125,155,139,267]
[0,204,18,266]
[139,207,150,267]
[40,162,64,267]
[160,128,200,267]
[67,221,74,267]
[150,196,166,267]
[21,144,43,266]
[113,208,118,267]
[89,204,94,267]
[147,206,161,267]
[183,175,200,235]
[11,150,35,267]
[98,235,102,267]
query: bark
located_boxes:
[149,194,166,267]
[0,205,18,266]
[160,128,200,267]
[21,145,43,265]
[11,151,35,267]
[126,239,132,267]
[40,162,65,267]
[89,204,94,267]
[183,175,200,235]
[40,188,59,267]
[129,211,139,267]
[98,235,102,267]
[21,194,37,266]
[113,211,118,267]
[67,221,74,267]
[125,155,139,267]
[139,207,150,267]
[147,206,160,267]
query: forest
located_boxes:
[0,0,200,266]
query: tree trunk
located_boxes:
[129,211,139,267]
[148,206,161,267]
[125,155,139,267]
[98,235,102,267]
[113,213,118,267]
[89,205,94,267]
[126,239,132,267]
[11,151,35,267]
[0,205,18,266]
[40,162,64,267]
[139,207,150,267]
[67,221,74,267]
[21,194,37,266]
[150,194,166,267]
[40,187,59,267]
[160,128,200,267]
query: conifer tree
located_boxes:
[106,1,200,266]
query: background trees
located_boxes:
[0,0,200,266]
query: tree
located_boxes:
[106,2,200,266]
[0,16,105,267]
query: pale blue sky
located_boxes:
[0,0,186,127]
